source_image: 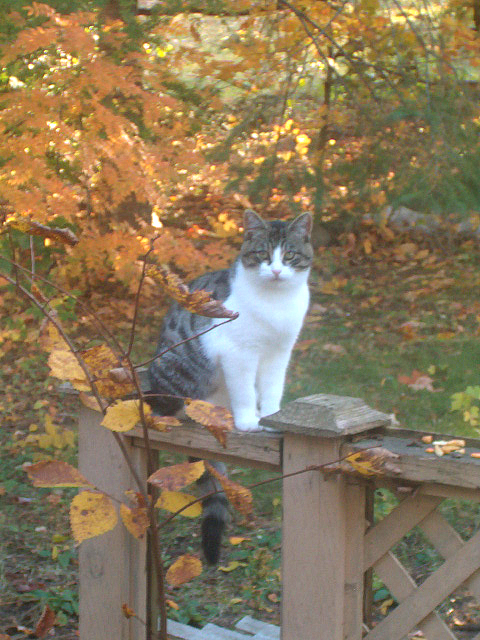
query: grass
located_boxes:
[2,239,480,635]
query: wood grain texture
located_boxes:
[128,423,281,471]
[78,406,148,640]
[260,394,391,436]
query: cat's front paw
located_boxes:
[235,420,263,433]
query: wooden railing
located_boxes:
[77,394,480,640]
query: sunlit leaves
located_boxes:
[2,215,78,246]
[145,264,238,319]
[69,491,117,543]
[148,460,205,491]
[166,554,202,587]
[26,460,92,488]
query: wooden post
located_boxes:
[262,394,391,640]
[78,405,148,640]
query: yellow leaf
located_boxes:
[166,554,202,587]
[120,503,149,539]
[148,460,205,491]
[101,400,150,433]
[380,598,394,616]
[229,536,249,545]
[70,491,117,543]
[218,560,247,572]
[81,345,134,398]
[26,460,92,488]
[155,490,202,518]
[166,599,179,610]
[344,447,400,476]
[48,350,88,388]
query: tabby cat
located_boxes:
[148,209,313,563]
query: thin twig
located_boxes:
[135,316,238,370]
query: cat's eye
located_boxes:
[284,250,296,260]
[256,250,270,261]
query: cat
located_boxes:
[148,209,313,563]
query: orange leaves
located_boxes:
[25,460,92,488]
[2,215,79,246]
[69,491,118,544]
[145,264,238,319]
[148,460,205,491]
[35,604,56,639]
[397,370,437,392]
[166,554,202,587]
[120,503,149,540]
[205,462,253,517]
[185,400,234,446]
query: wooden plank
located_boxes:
[78,406,148,640]
[343,435,480,490]
[235,616,280,638]
[281,434,353,640]
[364,526,480,640]
[420,483,480,503]
[128,424,281,471]
[375,552,456,639]
[260,394,391,436]
[344,481,366,640]
[364,494,442,570]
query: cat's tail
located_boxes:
[194,459,230,565]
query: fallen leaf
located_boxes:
[344,448,401,476]
[218,560,247,572]
[35,604,56,638]
[166,554,202,586]
[398,370,436,391]
[229,536,249,545]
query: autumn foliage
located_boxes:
[1,0,480,636]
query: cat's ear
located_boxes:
[243,209,267,233]
[288,212,313,238]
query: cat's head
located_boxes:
[240,210,313,286]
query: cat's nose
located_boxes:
[271,268,282,278]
